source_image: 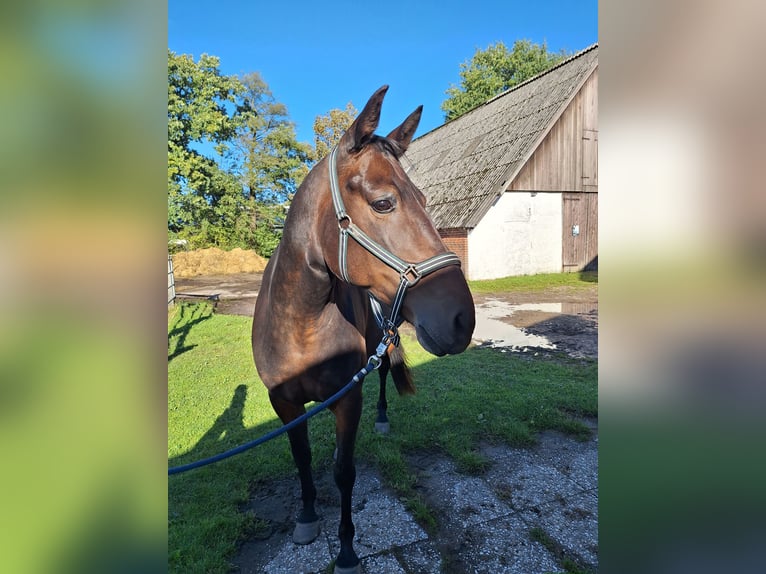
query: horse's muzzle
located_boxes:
[402,267,475,356]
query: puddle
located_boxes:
[472,299,560,351]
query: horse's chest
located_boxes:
[299,323,364,368]
[258,308,366,395]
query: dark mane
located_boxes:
[369,135,404,158]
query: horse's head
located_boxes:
[323,86,475,356]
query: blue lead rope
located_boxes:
[168,356,381,476]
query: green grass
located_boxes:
[168,301,597,573]
[531,527,594,574]
[468,271,597,294]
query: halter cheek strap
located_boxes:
[328,145,461,355]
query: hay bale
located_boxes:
[173,247,267,277]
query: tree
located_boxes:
[167,50,250,248]
[312,102,358,160]
[229,72,312,255]
[441,40,570,121]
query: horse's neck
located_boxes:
[267,242,330,322]
[268,182,335,322]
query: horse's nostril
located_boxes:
[452,309,475,338]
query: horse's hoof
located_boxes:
[334,562,361,574]
[374,421,390,434]
[292,520,320,545]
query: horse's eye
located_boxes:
[371,198,395,213]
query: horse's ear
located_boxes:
[340,85,388,153]
[386,105,422,155]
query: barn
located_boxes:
[404,44,598,279]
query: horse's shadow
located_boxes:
[167,383,285,475]
[193,384,248,449]
[167,380,315,483]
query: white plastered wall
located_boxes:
[467,192,562,280]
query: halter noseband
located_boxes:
[328,145,461,353]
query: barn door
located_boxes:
[562,193,598,271]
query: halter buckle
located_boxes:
[401,264,421,287]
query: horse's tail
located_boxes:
[388,343,415,395]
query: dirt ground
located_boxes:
[471,288,598,360]
[174,274,598,360]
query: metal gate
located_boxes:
[168,255,176,306]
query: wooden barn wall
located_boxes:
[509,68,598,193]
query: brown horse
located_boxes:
[252,86,475,573]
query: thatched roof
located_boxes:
[404,44,598,229]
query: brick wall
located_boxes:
[438,228,469,275]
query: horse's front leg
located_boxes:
[269,395,320,544]
[331,387,363,574]
[374,357,390,434]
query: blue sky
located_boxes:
[169,0,597,145]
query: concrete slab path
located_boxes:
[234,421,597,573]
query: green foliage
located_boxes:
[251,202,287,257]
[229,73,311,254]
[442,39,570,121]
[167,54,311,256]
[235,72,311,204]
[312,102,357,160]
[168,51,252,249]
[167,52,244,151]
